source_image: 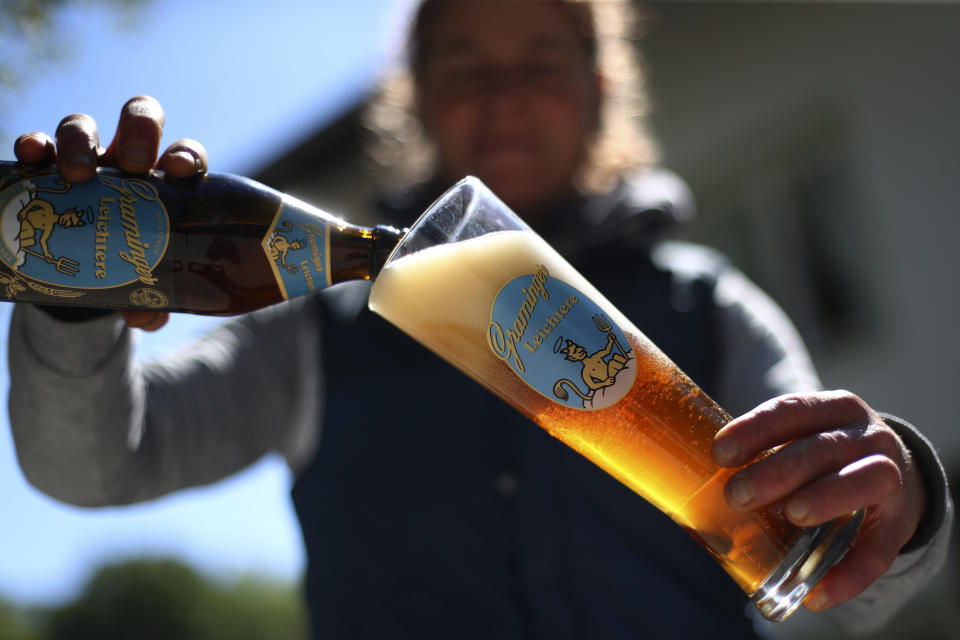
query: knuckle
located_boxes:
[763,440,817,495]
[766,455,797,494]
[828,388,861,404]
[790,437,823,474]
[764,393,814,421]
[871,424,905,457]
[812,429,847,471]
[759,432,848,498]
[872,456,903,494]
[779,393,815,410]
[822,389,873,422]
[829,389,871,419]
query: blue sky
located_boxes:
[1,0,405,605]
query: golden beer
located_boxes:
[369,228,799,594]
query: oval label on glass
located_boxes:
[0,172,169,289]
[488,265,636,410]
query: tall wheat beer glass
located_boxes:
[368,177,863,621]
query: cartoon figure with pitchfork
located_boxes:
[14,197,84,276]
[0,174,84,278]
[553,313,634,409]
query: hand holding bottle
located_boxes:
[6,95,401,319]
[13,96,206,330]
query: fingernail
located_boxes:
[65,152,93,167]
[169,150,201,170]
[713,438,739,463]
[17,132,44,148]
[122,143,152,167]
[728,478,753,507]
[807,590,829,611]
[787,497,811,523]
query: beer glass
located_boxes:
[368,176,863,622]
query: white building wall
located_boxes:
[642,3,960,462]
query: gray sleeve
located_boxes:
[711,267,953,633]
[712,266,822,415]
[7,299,322,507]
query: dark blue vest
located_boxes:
[292,182,760,638]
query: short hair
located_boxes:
[363,0,658,193]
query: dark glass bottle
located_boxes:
[0,161,403,315]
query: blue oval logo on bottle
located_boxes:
[0,172,169,289]
[488,266,637,410]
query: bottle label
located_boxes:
[488,266,637,410]
[262,195,331,300]
[0,170,170,303]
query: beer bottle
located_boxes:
[0,160,403,315]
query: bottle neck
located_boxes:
[266,191,404,299]
[329,224,404,285]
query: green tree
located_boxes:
[0,596,41,640]
[1,0,148,83]
[0,0,148,140]
[44,558,307,640]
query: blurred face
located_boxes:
[416,0,601,219]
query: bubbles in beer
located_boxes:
[371,230,800,593]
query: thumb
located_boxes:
[122,309,170,332]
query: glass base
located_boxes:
[750,509,865,622]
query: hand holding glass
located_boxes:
[368,177,862,621]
